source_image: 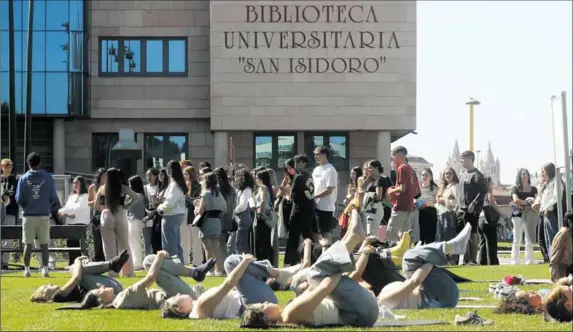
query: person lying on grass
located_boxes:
[240,212,379,328]
[162,252,287,319]
[62,250,214,310]
[495,274,572,323]
[30,250,129,303]
[376,222,474,310]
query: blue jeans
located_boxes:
[143,227,153,256]
[543,212,559,257]
[308,241,379,327]
[227,229,251,255]
[161,214,184,260]
[402,242,459,308]
[223,254,278,305]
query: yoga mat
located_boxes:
[524,279,553,285]
[459,297,483,301]
[456,305,497,309]
[374,320,446,327]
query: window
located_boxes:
[304,133,349,170]
[144,134,188,169]
[92,133,138,171]
[254,133,297,169]
[99,38,188,77]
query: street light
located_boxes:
[466,98,481,151]
[475,150,481,170]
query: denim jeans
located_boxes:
[77,261,124,294]
[227,229,251,255]
[161,214,184,260]
[143,254,202,299]
[402,242,459,308]
[223,254,278,305]
[308,241,379,328]
[543,212,559,257]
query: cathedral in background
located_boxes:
[445,140,501,185]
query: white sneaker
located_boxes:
[42,267,50,277]
[214,271,226,277]
[206,271,214,277]
[48,262,56,271]
[23,267,31,278]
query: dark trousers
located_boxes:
[537,215,550,262]
[151,215,163,253]
[419,207,438,244]
[284,210,314,266]
[254,220,273,262]
[477,218,499,265]
[91,225,106,262]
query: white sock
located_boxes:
[24,266,30,273]
[274,264,302,285]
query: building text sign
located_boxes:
[220,4,401,74]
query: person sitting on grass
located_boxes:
[161,252,286,319]
[376,222,474,310]
[550,210,573,282]
[30,250,129,303]
[495,274,572,323]
[240,211,380,328]
[63,250,215,310]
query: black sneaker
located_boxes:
[454,311,493,325]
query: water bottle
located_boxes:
[510,203,519,216]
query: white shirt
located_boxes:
[234,187,253,214]
[437,183,458,214]
[189,290,243,319]
[157,182,186,215]
[540,180,558,212]
[311,298,341,326]
[312,163,338,212]
[59,193,90,225]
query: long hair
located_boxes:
[214,167,232,197]
[234,168,255,191]
[128,176,144,195]
[367,159,384,174]
[437,167,459,198]
[422,168,438,190]
[183,166,199,196]
[146,167,160,185]
[202,172,220,197]
[350,166,363,188]
[515,168,531,189]
[73,176,88,195]
[256,170,275,203]
[104,168,123,214]
[117,169,128,186]
[94,168,107,189]
[166,160,188,195]
[158,168,169,192]
[266,168,278,190]
[283,158,295,184]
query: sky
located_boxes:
[391,1,573,184]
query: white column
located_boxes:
[53,119,65,174]
[376,131,392,173]
[213,131,229,167]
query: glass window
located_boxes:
[255,136,273,168]
[33,0,47,31]
[1,31,7,71]
[146,40,163,73]
[46,31,69,71]
[1,72,8,105]
[168,40,186,72]
[277,135,296,168]
[1,0,8,30]
[69,0,83,31]
[166,136,187,162]
[46,0,69,31]
[15,72,24,114]
[123,40,141,73]
[13,0,24,31]
[46,73,68,114]
[100,39,119,73]
[328,136,347,171]
[68,32,83,72]
[143,135,164,168]
[15,32,25,71]
[32,31,46,71]
[92,133,119,171]
[31,72,46,114]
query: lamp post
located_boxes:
[475,150,481,170]
[466,98,481,152]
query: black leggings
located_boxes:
[284,211,314,266]
[254,220,273,262]
[419,207,438,244]
[477,218,499,265]
[91,223,105,262]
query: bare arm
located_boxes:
[132,251,167,289]
[94,187,104,211]
[196,255,254,317]
[377,263,433,306]
[555,274,572,286]
[282,275,341,325]
[87,185,96,208]
[258,188,267,214]
[58,256,87,297]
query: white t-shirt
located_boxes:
[189,289,243,319]
[312,163,338,212]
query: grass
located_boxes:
[2,262,572,331]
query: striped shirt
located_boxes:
[419,184,438,204]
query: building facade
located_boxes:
[2,0,417,194]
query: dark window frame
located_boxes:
[253,132,298,170]
[304,132,349,170]
[98,37,188,77]
[143,133,189,169]
[92,132,137,171]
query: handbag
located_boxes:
[483,205,500,224]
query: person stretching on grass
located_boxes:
[495,273,572,323]
[376,222,474,310]
[64,251,215,310]
[30,250,130,303]
[240,209,380,328]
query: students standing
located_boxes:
[16,153,58,278]
[1,158,18,269]
[58,176,90,266]
[126,176,147,270]
[311,146,338,242]
[88,168,107,262]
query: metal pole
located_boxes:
[8,0,16,163]
[469,104,474,151]
[560,91,572,212]
[24,0,34,161]
[551,96,564,228]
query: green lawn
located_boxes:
[2,263,571,331]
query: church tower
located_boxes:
[444,139,462,176]
[480,141,501,185]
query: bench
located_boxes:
[0,225,88,255]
